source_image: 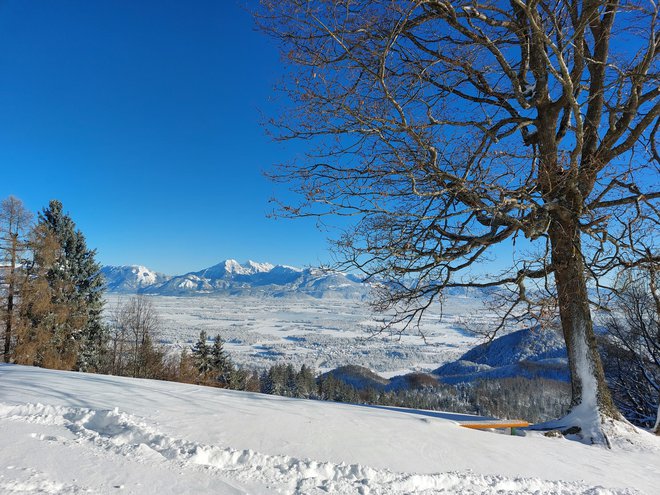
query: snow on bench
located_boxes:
[426,411,529,433]
[361,404,529,433]
[459,420,530,433]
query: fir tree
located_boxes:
[295,364,316,399]
[210,334,234,387]
[191,330,213,378]
[36,200,106,371]
[284,363,297,397]
[263,364,288,396]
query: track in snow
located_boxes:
[0,403,637,495]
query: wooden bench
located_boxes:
[459,419,530,435]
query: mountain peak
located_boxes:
[243,260,275,273]
[101,265,170,293]
[204,259,276,277]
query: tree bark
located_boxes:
[654,403,660,435]
[549,211,619,438]
[3,234,17,362]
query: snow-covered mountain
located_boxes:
[102,259,371,299]
[434,326,569,384]
[320,365,441,392]
[101,265,171,293]
[320,327,569,391]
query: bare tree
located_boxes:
[111,296,161,378]
[603,266,660,433]
[0,196,32,362]
[107,299,130,375]
[259,0,659,443]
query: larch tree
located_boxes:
[14,223,82,369]
[0,196,32,362]
[258,0,659,443]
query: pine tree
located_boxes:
[36,200,106,371]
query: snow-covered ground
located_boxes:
[104,294,492,373]
[1,364,658,494]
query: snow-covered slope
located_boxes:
[103,260,370,299]
[434,326,569,383]
[320,365,442,392]
[1,364,658,494]
[320,365,391,390]
[319,327,571,391]
[101,265,171,293]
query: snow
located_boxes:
[536,316,604,445]
[1,364,658,494]
[104,294,487,373]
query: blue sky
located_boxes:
[0,0,332,274]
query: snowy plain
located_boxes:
[104,294,492,374]
[2,364,659,494]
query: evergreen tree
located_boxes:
[36,200,106,371]
[210,334,234,387]
[263,363,288,396]
[191,330,213,378]
[284,363,297,397]
[295,364,316,399]
[259,368,272,394]
[228,368,247,390]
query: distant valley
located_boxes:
[101,260,568,392]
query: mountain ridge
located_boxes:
[101,259,370,299]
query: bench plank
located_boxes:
[460,420,529,430]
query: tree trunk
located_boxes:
[548,213,619,442]
[654,403,660,435]
[3,234,17,363]
[4,287,13,362]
